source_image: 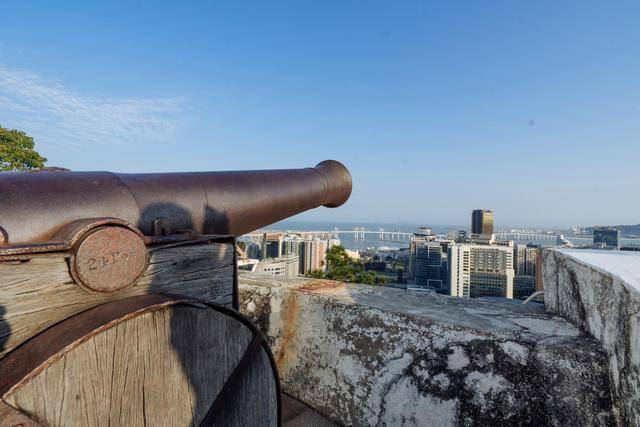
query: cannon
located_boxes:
[0,161,352,426]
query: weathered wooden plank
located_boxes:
[0,399,39,426]
[3,304,278,426]
[0,243,234,358]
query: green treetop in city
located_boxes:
[309,245,387,286]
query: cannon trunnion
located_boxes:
[0,161,352,426]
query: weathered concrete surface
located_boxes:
[239,273,615,426]
[543,248,640,425]
[283,394,337,427]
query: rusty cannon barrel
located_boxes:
[0,160,351,246]
[0,160,351,426]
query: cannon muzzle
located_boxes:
[0,160,352,246]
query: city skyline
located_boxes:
[1,3,639,424]
[1,1,639,227]
[271,217,638,234]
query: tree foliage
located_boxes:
[308,269,325,279]
[309,245,388,286]
[0,125,47,171]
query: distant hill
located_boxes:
[586,224,640,237]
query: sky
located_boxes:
[0,1,638,228]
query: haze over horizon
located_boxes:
[272,218,638,232]
[1,1,638,228]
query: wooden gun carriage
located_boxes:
[0,161,352,426]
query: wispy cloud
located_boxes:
[0,65,186,149]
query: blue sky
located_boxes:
[0,1,638,228]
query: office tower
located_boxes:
[514,276,535,299]
[438,240,451,292]
[514,244,537,276]
[246,242,262,259]
[593,227,620,250]
[262,233,284,259]
[408,227,436,279]
[449,243,514,299]
[282,237,303,256]
[414,242,444,291]
[471,209,494,235]
[513,244,538,299]
[299,239,328,274]
[408,241,419,279]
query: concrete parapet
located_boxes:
[240,273,614,426]
[543,248,640,425]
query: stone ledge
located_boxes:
[543,248,640,425]
[239,273,614,426]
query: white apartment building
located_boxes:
[344,249,361,260]
[253,254,299,277]
[328,238,341,249]
[449,243,514,299]
[299,238,328,274]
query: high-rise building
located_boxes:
[471,209,494,235]
[513,244,538,299]
[449,243,514,299]
[514,244,537,276]
[514,276,535,299]
[299,239,328,274]
[439,240,451,292]
[282,237,303,256]
[246,242,262,259]
[413,241,450,293]
[593,227,620,250]
[408,227,436,279]
[262,233,284,259]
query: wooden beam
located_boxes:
[0,243,234,358]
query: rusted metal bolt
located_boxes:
[153,218,172,237]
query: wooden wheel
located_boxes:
[0,294,281,427]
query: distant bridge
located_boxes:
[494,231,593,244]
[243,228,581,243]
[241,227,415,242]
[240,227,640,248]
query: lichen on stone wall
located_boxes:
[239,274,616,426]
